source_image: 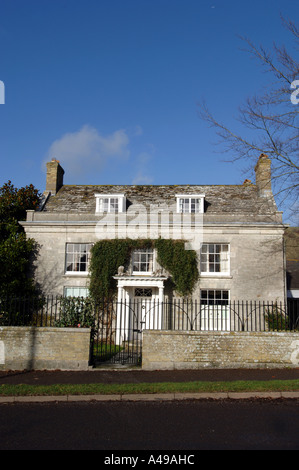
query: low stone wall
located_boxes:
[0,327,91,371]
[142,330,299,370]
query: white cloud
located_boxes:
[44,125,130,178]
[132,151,154,185]
[132,172,153,185]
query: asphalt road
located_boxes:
[1,398,299,450]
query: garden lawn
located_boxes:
[0,379,299,396]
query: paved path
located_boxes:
[1,367,299,385]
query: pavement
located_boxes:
[1,367,299,384]
[1,367,299,402]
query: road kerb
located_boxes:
[14,395,68,403]
[174,392,228,400]
[121,393,175,401]
[0,391,299,403]
[280,391,299,399]
[228,391,282,400]
[67,394,121,402]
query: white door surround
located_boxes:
[113,275,167,344]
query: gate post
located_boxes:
[158,287,164,329]
[115,287,124,345]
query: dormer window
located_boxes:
[176,194,205,213]
[95,194,126,213]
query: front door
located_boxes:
[133,288,155,332]
[115,284,163,346]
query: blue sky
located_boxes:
[0,0,298,221]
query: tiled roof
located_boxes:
[41,183,280,222]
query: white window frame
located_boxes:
[200,289,230,305]
[95,193,126,213]
[64,287,89,298]
[65,243,93,275]
[175,194,205,213]
[132,248,155,275]
[199,289,230,331]
[200,243,230,276]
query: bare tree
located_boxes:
[199,17,299,216]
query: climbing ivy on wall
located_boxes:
[88,238,199,301]
[155,238,199,297]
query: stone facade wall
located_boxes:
[23,221,286,301]
[195,226,285,301]
[0,327,91,371]
[142,330,299,370]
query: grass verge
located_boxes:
[0,379,299,397]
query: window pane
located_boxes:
[201,244,229,273]
[110,198,119,213]
[66,254,73,271]
[201,261,207,272]
[179,198,190,213]
[64,287,89,298]
[190,198,200,212]
[132,249,154,273]
[79,254,86,271]
[201,290,229,305]
[99,198,109,212]
[65,243,92,272]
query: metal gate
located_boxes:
[91,299,161,367]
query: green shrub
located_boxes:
[55,296,95,329]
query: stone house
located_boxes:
[21,153,286,316]
[285,227,299,299]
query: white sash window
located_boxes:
[200,243,230,275]
[95,193,126,213]
[176,194,205,213]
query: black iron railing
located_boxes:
[1,296,298,365]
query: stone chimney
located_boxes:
[46,159,65,195]
[254,153,272,197]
